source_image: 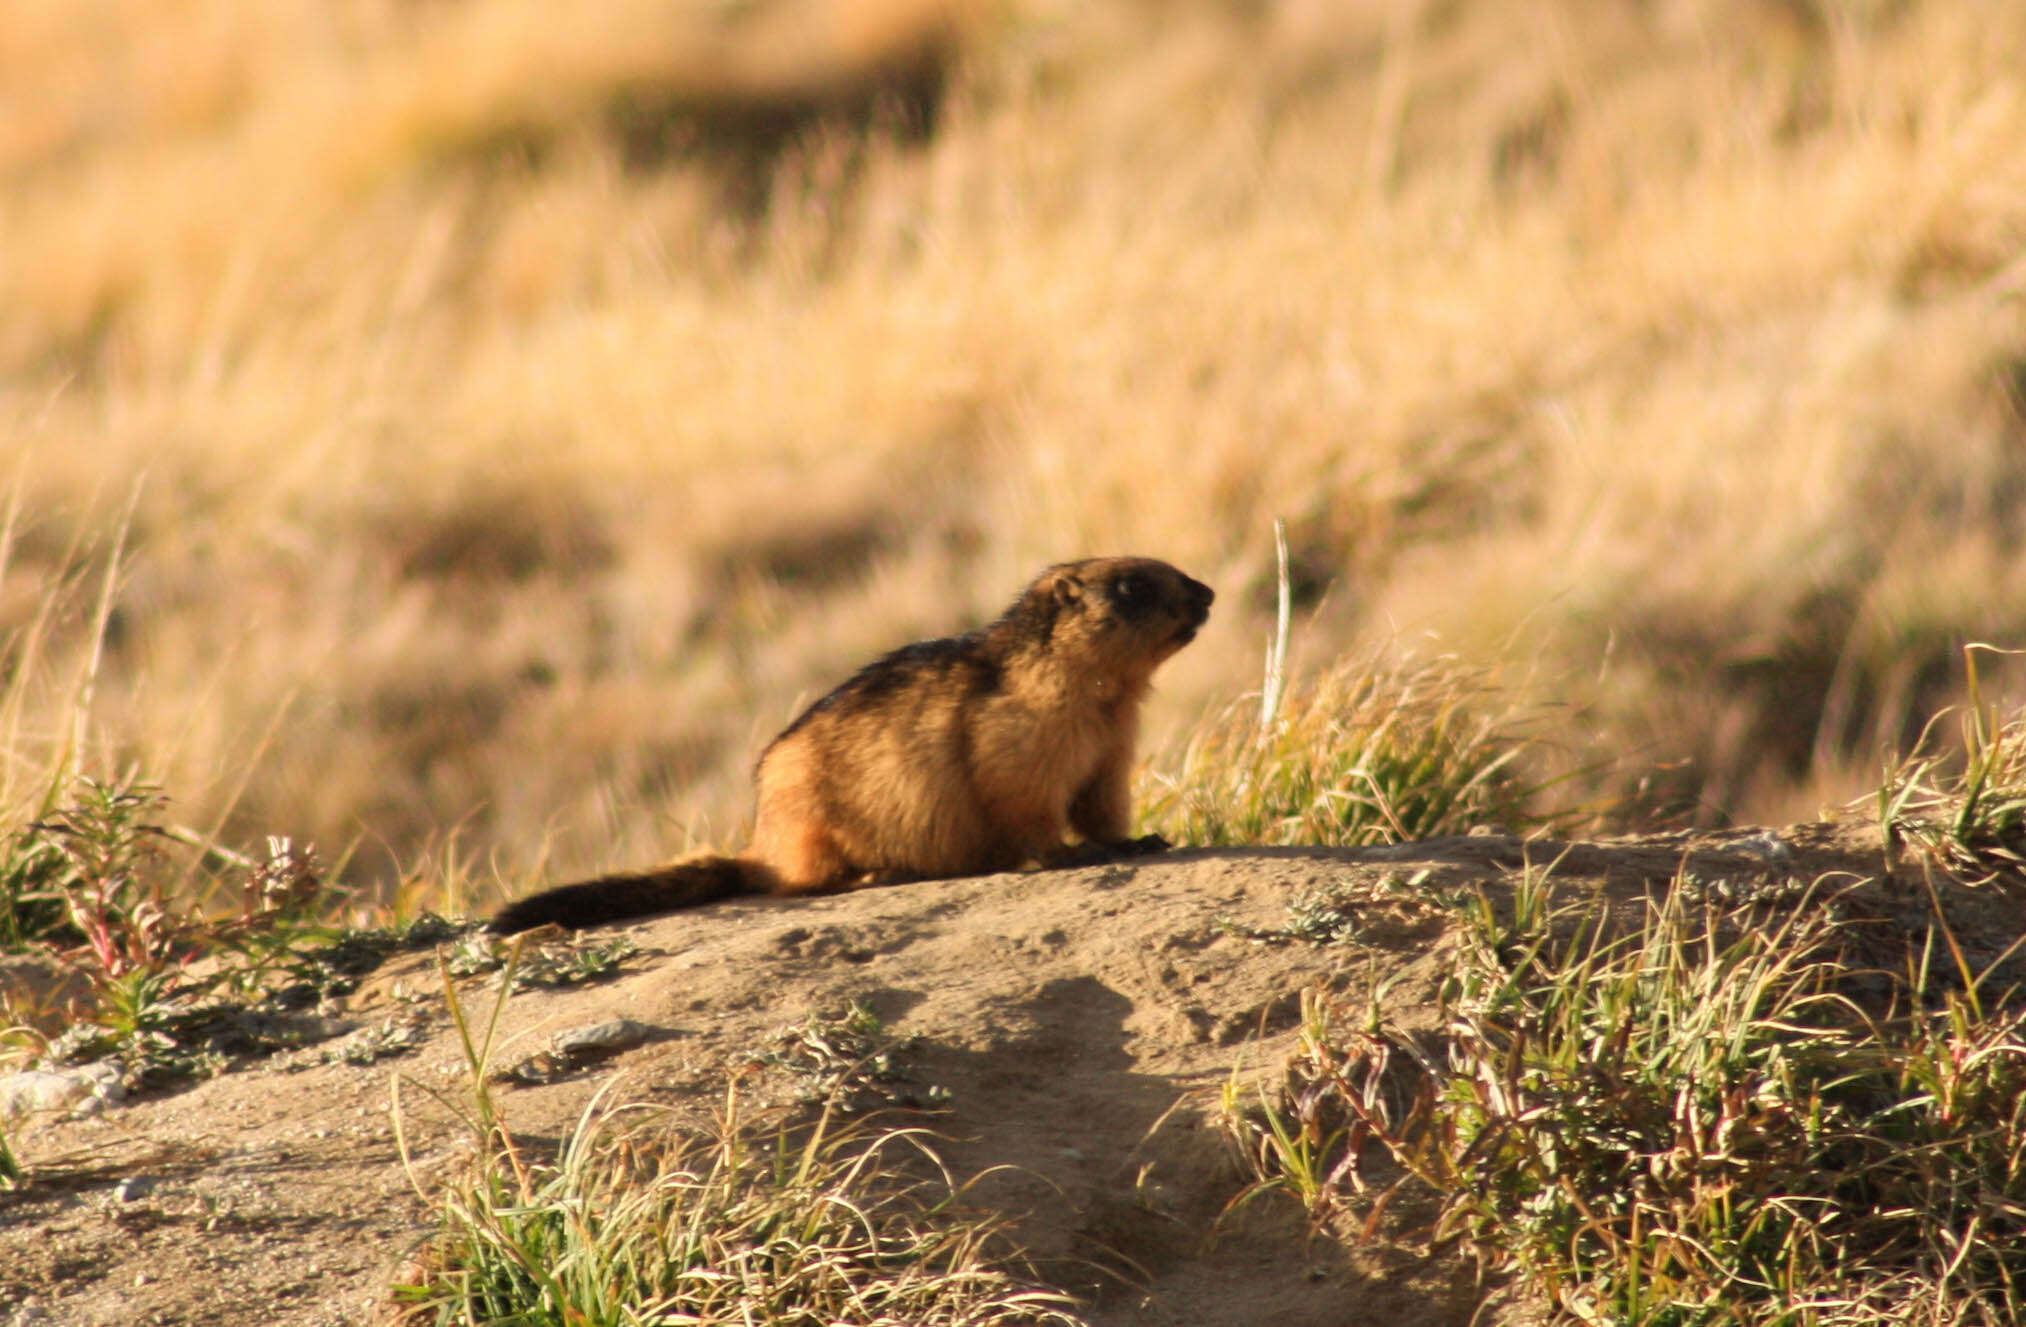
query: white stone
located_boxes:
[0,1062,126,1121]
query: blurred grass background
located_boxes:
[4,0,2024,903]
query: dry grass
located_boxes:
[5,0,2026,904]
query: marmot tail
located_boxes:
[488,855,765,934]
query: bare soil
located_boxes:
[4,823,2020,1327]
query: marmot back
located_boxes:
[491,556,1213,932]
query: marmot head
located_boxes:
[1018,556,1214,680]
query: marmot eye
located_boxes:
[1114,574,1145,602]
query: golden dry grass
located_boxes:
[5,0,2025,905]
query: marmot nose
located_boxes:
[1189,580,1215,619]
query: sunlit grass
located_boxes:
[1140,649,1582,848]
[1878,646,2026,890]
[1222,878,2026,1326]
[393,1096,1083,1327]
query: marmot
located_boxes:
[490,556,1214,933]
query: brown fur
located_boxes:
[490,556,1213,933]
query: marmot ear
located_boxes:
[1051,571,1084,607]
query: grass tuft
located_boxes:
[1879,646,2026,890]
[1224,878,2026,1325]
[1140,651,1581,850]
[389,951,1061,1324]
[391,1088,1081,1326]
[1218,984,1405,1232]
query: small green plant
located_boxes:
[1141,649,1574,850]
[1217,881,1375,945]
[203,837,342,996]
[1277,884,1362,944]
[8,778,184,972]
[0,778,206,1076]
[444,928,638,990]
[1218,985,1405,1230]
[748,1002,950,1112]
[414,938,527,1161]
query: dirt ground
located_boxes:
[3,823,2020,1327]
